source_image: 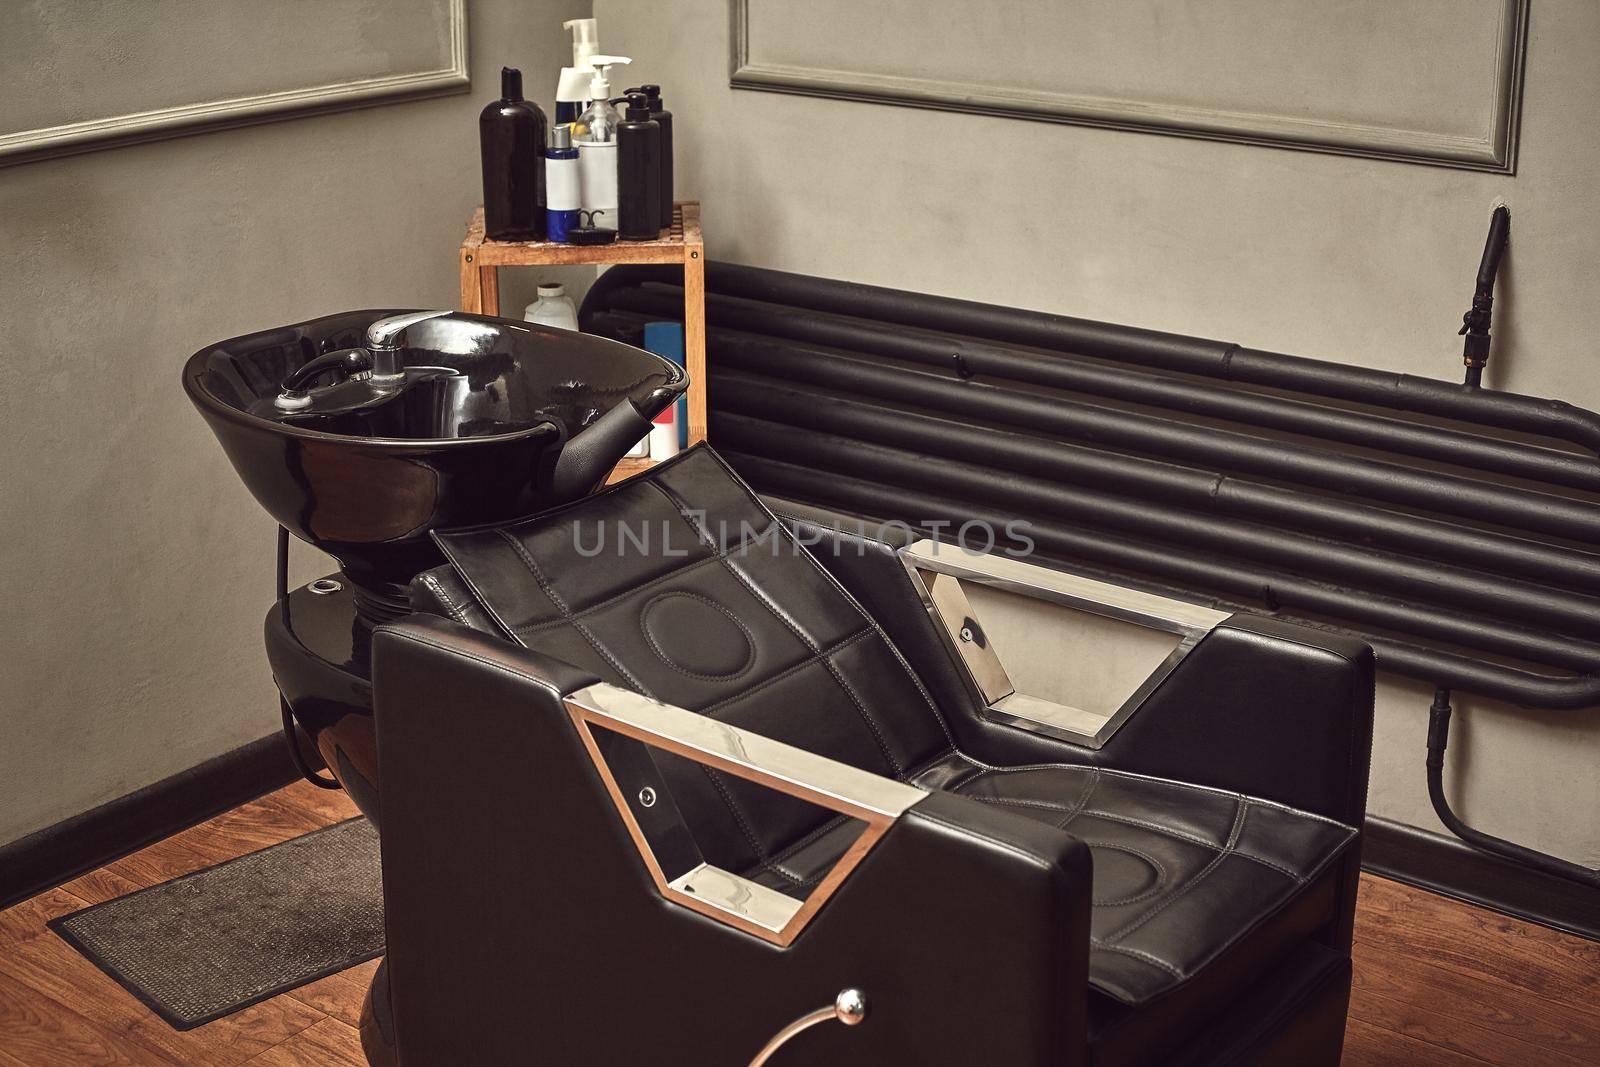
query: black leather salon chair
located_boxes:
[363,446,1373,1066]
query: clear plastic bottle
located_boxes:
[572,56,629,233]
[524,283,578,331]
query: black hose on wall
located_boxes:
[1429,689,1599,888]
[1460,205,1512,389]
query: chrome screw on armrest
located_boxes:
[748,988,868,1066]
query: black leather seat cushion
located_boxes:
[419,446,1356,1009]
[945,758,1354,1004]
[742,751,1354,1008]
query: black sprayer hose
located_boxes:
[1425,208,1600,887]
[1426,688,1600,887]
[1460,205,1511,388]
[276,526,343,790]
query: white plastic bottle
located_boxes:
[572,56,630,233]
[649,404,681,461]
[524,282,578,331]
[544,124,581,242]
[556,18,600,125]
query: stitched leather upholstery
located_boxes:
[421,445,1357,1008]
[953,762,1353,1003]
[431,447,953,878]
[742,752,1354,1006]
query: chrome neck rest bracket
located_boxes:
[563,683,926,948]
[898,538,1230,749]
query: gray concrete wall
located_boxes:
[0,0,589,846]
[600,0,1600,863]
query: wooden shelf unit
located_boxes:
[604,455,658,485]
[459,202,706,484]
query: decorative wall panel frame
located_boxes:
[0,0,469,167]
[730,0,1528,173]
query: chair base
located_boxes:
[360,957,398,1067]
[356,944,1350,1066]
[1147,941,1351,1067]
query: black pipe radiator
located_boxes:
[580,237,1600,888]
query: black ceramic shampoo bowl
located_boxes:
[185,309,686,604]
[186,309,685,818]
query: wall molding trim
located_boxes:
[0,733,300,911]
[0,0,469,168]
[1363,816,1600,944]
[730,0,1529,173]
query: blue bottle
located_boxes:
[544,125,581,243]
[643,321,688,448]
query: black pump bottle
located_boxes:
[480,67,548,241]
[627,84,673,225]
[616,92,662,240]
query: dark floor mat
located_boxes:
[49,816,382,1030]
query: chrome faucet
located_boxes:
[365,311,453,382]
[273,311,454,410]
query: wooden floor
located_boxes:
[1,782,1597,1065]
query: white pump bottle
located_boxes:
[556,18,600,124]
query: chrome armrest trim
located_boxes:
[901,539,1229,634]
[565,682,926,946]
[899,538,1230,749]
[568,683,925,820]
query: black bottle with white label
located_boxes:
[480,67,547,241]
[616,92,662,240]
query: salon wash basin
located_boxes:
[185,309,687,817]
[186,309,686,610]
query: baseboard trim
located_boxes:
[0,733,301,911]
[1363,815,1600,943]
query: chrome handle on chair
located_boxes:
[748,989,868,1067]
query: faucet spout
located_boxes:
[366,310,454,381]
